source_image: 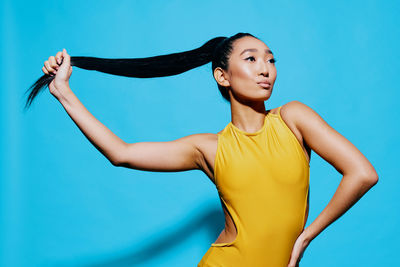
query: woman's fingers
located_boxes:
[48,56,59,75]
[55,51,63,65]
[48,55,59,70]
[44,60,56,74]
[42,50,69,77]
[42,66,49,75]
[61,49,70,66]
[43,52,63,75]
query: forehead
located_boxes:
[231,36,271,56]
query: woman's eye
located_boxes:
[245,56,256,62]
[245,57,277,63]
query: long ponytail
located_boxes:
[25,33,256,110]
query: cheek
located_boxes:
[230,67,253,84]
[271,67,277,80]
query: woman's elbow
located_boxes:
[360,170,379,186]
[109,144,128,167]
[109,153,126,167]
[368,173,379,185]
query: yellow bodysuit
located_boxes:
[198,106,310,267]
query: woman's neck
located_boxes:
[229,98,267,134]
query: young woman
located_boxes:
[31,33,378,267]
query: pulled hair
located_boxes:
[25,32,256,109]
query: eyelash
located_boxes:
[245,56,277,63]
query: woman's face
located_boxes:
[221,36,277,103]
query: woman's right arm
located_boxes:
[43,49,204,171]
[59,88,204,170]
[118,135,204,171]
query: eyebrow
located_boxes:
[239,48,273,56]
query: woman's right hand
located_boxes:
[42,48,73,100]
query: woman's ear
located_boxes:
[213,67,230,87]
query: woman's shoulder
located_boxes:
[274,100,307,126]
[267,101,303,116]
[182,133,218,151]
[279,100,311,114]
[272,100,315,122]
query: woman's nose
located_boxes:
[258,61,269,77]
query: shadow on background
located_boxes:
[43,204,223,267]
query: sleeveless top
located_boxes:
[198,106,310,267]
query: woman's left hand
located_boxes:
[287,229,311,267]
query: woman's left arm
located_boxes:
[285,100,378,267]
[288,100,379,242]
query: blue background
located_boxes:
[1,0,398,266]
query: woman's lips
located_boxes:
[257,82,271,88]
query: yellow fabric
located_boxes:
[198,106,310,267]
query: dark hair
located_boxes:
[24,32,257,109]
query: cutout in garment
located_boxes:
[198,106,310,267]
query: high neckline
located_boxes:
[229,111,271,136]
